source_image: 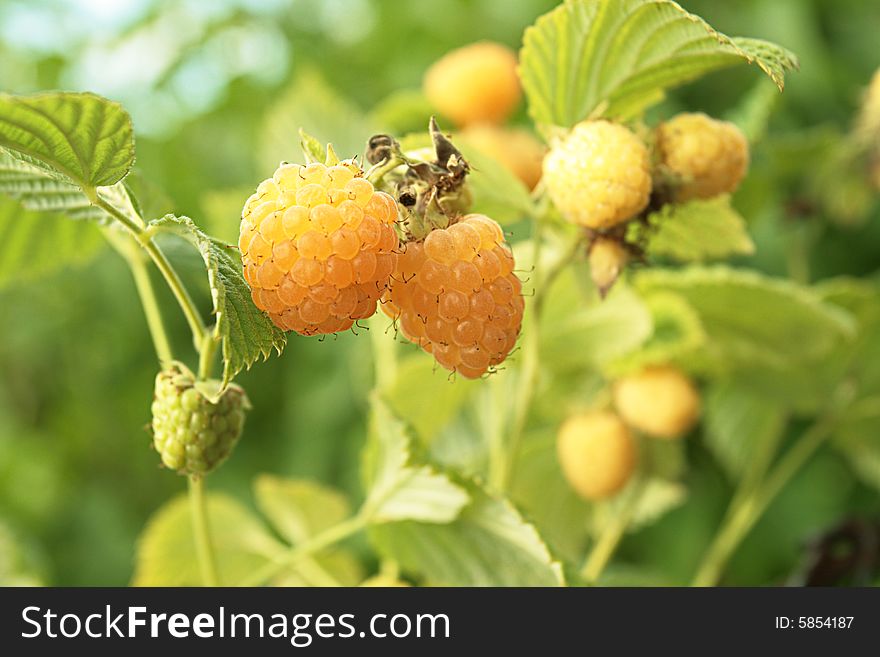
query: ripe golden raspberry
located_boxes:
[240,161,400,336]
[151,364,249,476]
[424,41,521,128]
[381,214,523,379]
[655,112,749,201]
[459,124,546,190]
[557,410,636,500]
[543,120,651,229]
[613,365,700,439]
[588,237,629,297]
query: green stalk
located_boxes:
[494,226,583,493]
[240,514,368,587]
[129,258,174,366]
[188,476,221,586]
[197,332,219,381]
[96,194,221,588]
[92,193,207,347]
[691,388,853,587]
[581,476,646,584]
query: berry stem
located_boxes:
[239,513,368,587]
[581,475,646,584]
[691,383,855,586]
[91,192,208,348]
[197,332,219,381]
[103,229,174,365]
[493,224,584,493]
[188,475,221,586]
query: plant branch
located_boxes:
[188,476,221,586]
[92,193,207,347]
[494,225,583,492]
[691,385,854,586]
[581,476,646,584]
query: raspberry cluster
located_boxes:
[239,161,400,336]
[655,112,749,201]
[151,364,249,476]
[381,214,523,379]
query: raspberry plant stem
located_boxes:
[691,384,854,586]
[198,333,219,381]
[95,196,221,588]
[188,475,221,586]
[103,229,174,365]
[581,475,646,584]
[91,192,207,348]
[130,256,174,366]
[494,224,584,493]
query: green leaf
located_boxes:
[455,136,535,224]
[520,0,797,127]
[259,70,375,169]
[0,194,104,290]
[252,475,363,586]
[298,128,326,164]
[370,480,565,586]
[150,215,286,385]
[634,266,854,371]
[832,396,880,492]
[0,92,135,189]
[362,396,469,524]
[704,380,787,480]
[541,282,653,370]
[253,474,351,545]
[629,196,755,262]
[626,478,687,531]
[0,149,106,221]
[606,291,705,375]
[132,493,281,587]
[384,355,476,445]
[510,432,591,563]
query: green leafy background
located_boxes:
[0,0,878,586]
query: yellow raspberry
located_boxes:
[381,214,523,379]
[543,120,651,229]
[655,112,749,201]
[613,365,701,439]
[588,237,629,297]
[856,69,880,146]
[459,124,546,190]
[424,41,521,128]
[240,161,400,336]
[556,410,636,500]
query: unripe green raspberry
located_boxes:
[655,112,749,201]
[543,120,651,229]
[150,363,250,476]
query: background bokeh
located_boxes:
[1,0,878,586]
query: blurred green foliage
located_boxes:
[0,0,878,585]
